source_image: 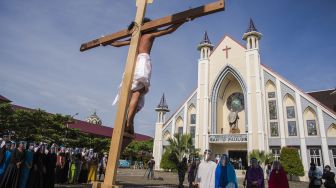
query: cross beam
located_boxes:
[79,0,225,52]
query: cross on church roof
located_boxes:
[222,45,231,59]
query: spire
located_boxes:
[198,31,214,51]
[200,31,211,44]
[246,18,258,33]
[156,93,169,112]
[243,18,262,41]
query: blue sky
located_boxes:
[1,0,335,137]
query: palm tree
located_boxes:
[166,133,199,187]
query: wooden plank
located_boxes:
[80,0,224,52]
[102,0,148,187]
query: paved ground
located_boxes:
[56,168,310,188]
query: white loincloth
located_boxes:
[112,53,152,112]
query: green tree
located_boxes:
[280,147,304,180]
[122,140,153,161]
[166,133,199,186]
[160,149,177,171]
[249,150,266,164]
[0,103,110,152]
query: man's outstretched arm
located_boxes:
[106,39,131,47]
[150,22,185,37]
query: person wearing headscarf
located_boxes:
[27,143,47,188]
[87,152,98,182]
[194,149,217,188]
[268,161,289,188]
[19,143,34,188]
[188,158,199,188]
[0,141,25,188]
[322,165,336,188]
[55,146,67,183]
[45,144,57,188]
[78,149,89,184]
[246,158,264,188]
[0,141,11,182]
[68,149,77,183]
[215,154,238,188]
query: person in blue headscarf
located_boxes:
[215,154,238,188]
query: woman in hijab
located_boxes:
[215,154,238,188]
[268,161,289,188]
[19,143,34,188]
[246,157,264,188]
[0,141,25,188]
[0,141,11,182]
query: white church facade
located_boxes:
[152,20,336,180]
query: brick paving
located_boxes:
[56,168,310,188]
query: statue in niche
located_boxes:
[228,107,240,133]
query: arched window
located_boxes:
[187,104,196,145]
[163,130,171,140]
[266,80,279,137]
[283,94,298,137]
[303,107,319,136]
[327,124,336,137]
[175,117,184,135]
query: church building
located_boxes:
[152,19,336,180]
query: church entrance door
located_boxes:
[228,150,247,170]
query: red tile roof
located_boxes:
[68,119,153,141]
[0,95,11,103]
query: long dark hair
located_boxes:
[128,17,152,31]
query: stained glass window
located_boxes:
[226,92,244,112]
[307,120,317,136]
[268,100,278,120]
[268,92,276,99]
[286,106,295,119]
[288,121,297,136]
[190,114,196,124]
[270,122,279,137]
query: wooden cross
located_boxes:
[81,1,225,187]
[222,45,231,59]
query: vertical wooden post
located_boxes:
[95,0,148,187]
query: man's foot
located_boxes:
[125,121,135,135]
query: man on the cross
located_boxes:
[109,18,185,135]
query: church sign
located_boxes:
[209,134,247,143]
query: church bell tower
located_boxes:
[196,32,214,152]
[153,94,169,170]
[243,19,265,151]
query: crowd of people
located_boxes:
[0,138,109,188]
[185,149,336,188]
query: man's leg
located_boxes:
[126,87,145,134]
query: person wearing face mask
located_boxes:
[194,149,217,188]
[268,161,289,188]
[322,165,336,188]
[98,152,108,181]
[309,162,322,188]
[19,142,34,188]
[245,158,264,188]
[0,141,25,188]
[0,141,11,182]
[215,154,238,188]
[45,144,57,188]
[28,143,47,188]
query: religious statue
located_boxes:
[228,108,240,133]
